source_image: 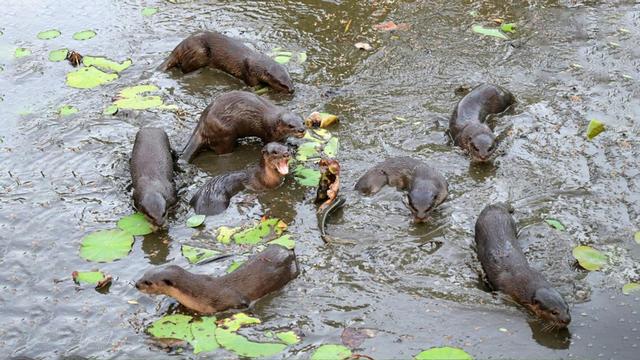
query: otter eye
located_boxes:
[551,310,560,316]
[163,279,174,287]
[143,280,152,286]
[488,145,495,152]
[472,144,479,152]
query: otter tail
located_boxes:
[181,131,203,162]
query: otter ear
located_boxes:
[163,279,174,287]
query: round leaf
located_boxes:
[117,213,154,235]
[273,55,291,64]
[72,271,106,285]
[622,283,640,295]
[48,48,68,62]
[73,30,97,41]
[148,314,194,342]
[103,105,118,115]
[79,229,134,262]
[323,137,339,158]
[58,105,78,117]
[83,56,132,73]
[572,245,607,271]
[311,344,352,360]
[215,329,285,358]
[268,235,295,249]
[37,29,61,40]
[66,66,118,89]
[276,331,300,345]
[217,226,239,244]
[415,347,473,360]
[142,7,159,16]
[182,245,220,264]
[294,166,320,187]
[586,119,605,140]
[226,260,245,273]
[191,317,220,354]
[296,142,320,161]
[500,23,517,33]
[545,219,565,231]
[472,25,508,40]
[14,48,31,58]
[187,214,206,228]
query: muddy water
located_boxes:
[1,0,639,358]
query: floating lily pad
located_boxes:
[148,314,195,345]
[142,7,159,16]
[83,56,132,73]
[233,218,284,245]
[190,317,220,354]
[296,142,320,161]
[415,347,473,360]
[472,25,508,40]
[37,29,61,40]
[226,260,245,273]
[311,344,352,360]
[220,313,261,331]
[215,328,286,358]
[635,231,640,245]
[187,214,206,228]
[622,283,640,295]
[182,245,220,264]
[271,49,306,65]
[274,55,290,64]
[14,48,31,58]
[294,166,321,187]
[72,270,107,285]
[49,48,68,62]
[323,137,339,158]
[117,213,154,235]
[58,105,78,117]
[586,119,605,139]
[103,104,118,115]
[73,30,97,41]
[268,235,295,249]
[79,229,134,262]
[500,23,516,33]
[111,84,176,111]
[217,226,239,244]
[276,331,300,345]
[66,66,118,89]
[545,219,565,231]
[572,245,608,271]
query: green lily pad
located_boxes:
[142,7,159,16]
[415,347,473,360]
[220,313,261,331]
[72,270,106,285]
[294,166,321,187]
[274,55,290,64]
[187,214,206,228]
[298,52,307,63]
[83,56,132,73]
[226,260,245,273]
[472,25,508,40]
[190,317,220,354]
[182,245,220,264]
[112,84,168,110]
[49,48,68,62]
[73,30,97,41]
[66,66,118,89]
[58,105,78,117]
[622,283,640,295]
[500,23,516,33]
[276,331,300,345]
[545,219,565,231]
[117,212,154,235]
[587,119,605,140]
[215,328,286,358]
[217,226,239,244]
[233,218,284,245]
[37,29,61,40]
[148,314,194,343]
[572,245,608,271]
[323,137,339,158]
[635,231,640,245]
[311,344,352,360]
[268,235,295,249]
[14,48,31,58]
[103,104,118,115]
[296,142,320,161]
[79,229,134,262]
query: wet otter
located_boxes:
[449,84,515,162]
[181,91,305,162]
[136,244,299,314]
[190,142,291,215]
[130,128,177,227]
[354,157,448,222]
[475,204,571,328]
[161,31,294,93]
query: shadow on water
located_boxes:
[528,320,572,350]
[141,231,172,265]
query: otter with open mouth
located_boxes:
[475,203,571,329]
[181,91,306,162]
[190,142,292,215]
[354,157,448,222]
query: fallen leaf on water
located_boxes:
[572,245,607,271]
[373,21,410,31]
[472,25,508,39]
[305,112,339,128]
[500,23,517,33]
[586,119,605,140]
[414,346,472,360]
[622,283,640,295]
[545,219,565,231]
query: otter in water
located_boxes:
[354,157,448,222]
[130,128,177,227]
[449,84,515,162]
[190,142,291,215]
[136,244,299,314]
[181,91,305,162]
[475,204,571,328]
[161,31,294,93]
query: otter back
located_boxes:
[449,83,515,139]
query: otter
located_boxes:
[181,91,305,162]
[190,142,291,215]
[136,244,299,314]
[475,204,571,328]
[449,83,515,162]
[160,31,294,93]
[130,128,177,227]
[354,157,448,222]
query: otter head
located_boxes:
[528,287,571,328]
[139,192,167,227]
[262,142,291,176]
[262,62,294,93]
[274,112,306,140]
[402,166,446,222]
[461,123,496,162]
[135,265,184,295]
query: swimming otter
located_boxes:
[475,204,571,328]
[181,91,305,162]
[449,84,515,162]
[354,157,448,222]
[190,142,291,215]
[161,31,294,93]
[130,128,177,227]
[136,244,299,314]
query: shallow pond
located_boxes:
[1,0,639,359]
